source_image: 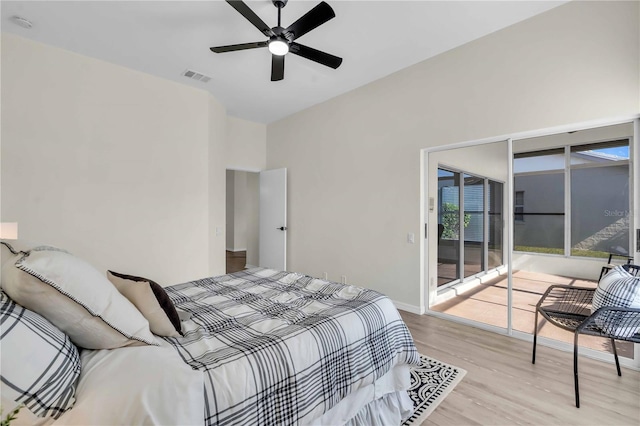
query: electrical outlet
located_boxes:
[322,272,328,280]
[341,275,347,284]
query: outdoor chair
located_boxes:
[531,264,640,408]
[598,252,634,281]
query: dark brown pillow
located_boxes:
[107,270,182,337]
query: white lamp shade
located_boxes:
[0,223,19,239]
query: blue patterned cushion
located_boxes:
[0,292,81,418]
[591,265,640,337]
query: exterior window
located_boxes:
[514,191,524,222]
[513,149,565,255]
[570,141,630,258]
[513,140,630,258]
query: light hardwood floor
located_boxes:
[400,312,640,425]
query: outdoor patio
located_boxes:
[431,269,634,358]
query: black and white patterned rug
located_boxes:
[402,354,467,426]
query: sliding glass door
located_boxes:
[488,181,503,269]
[426,120,638,368]
[463,174,484,278]
[437,170,461,286]
[429,141,508,329]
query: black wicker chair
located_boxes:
[598,253,634,281]
[531,264,640,408]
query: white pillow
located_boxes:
[591,265,640,337]
[1,246,157,349]
[1,239,46,255]
[1,240,43,279]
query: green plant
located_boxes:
[441,202,471,240]
[1,405,23,426]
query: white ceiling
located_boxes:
[1,1,566,123]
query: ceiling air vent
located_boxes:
[182,69,211,83]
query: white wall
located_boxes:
[225,170,235,250]
[226,116,267,172]
[225,170,259,262]
[207,94,228,278]
[225,170,248,252]
[1,34,229,285]
[266,1,639,310]
[225,115,266,263]
[232,172,248,250]
[246,172,260,267]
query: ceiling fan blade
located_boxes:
[210,41,268,53]
[284,1,335,41]
[226,0,274,37]
[271,55,285,81]
[290,43,342,69]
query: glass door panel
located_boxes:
[429,141,508,331]
[512,125,634,362]
[463,174,484,278]
[488,181,503,269]
[437,169,461,286]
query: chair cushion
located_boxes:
[592,265,640,336]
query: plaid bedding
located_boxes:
[163,268,419,426]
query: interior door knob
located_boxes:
[277,226,287,231]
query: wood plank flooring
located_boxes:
[225,250,246,274]
[400,312,640,425]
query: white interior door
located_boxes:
[259,168,287,270]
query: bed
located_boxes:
[0,242,419,425]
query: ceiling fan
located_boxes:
[210,0,343,81]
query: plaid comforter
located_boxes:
[163,268,419,426]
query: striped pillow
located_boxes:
[591,265,640,337]
[0,292,81,418]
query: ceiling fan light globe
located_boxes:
[268,39,289,56]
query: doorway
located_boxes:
[225,167,288,273]
[226,169,260,273]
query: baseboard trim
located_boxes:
[392,300,424,315]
